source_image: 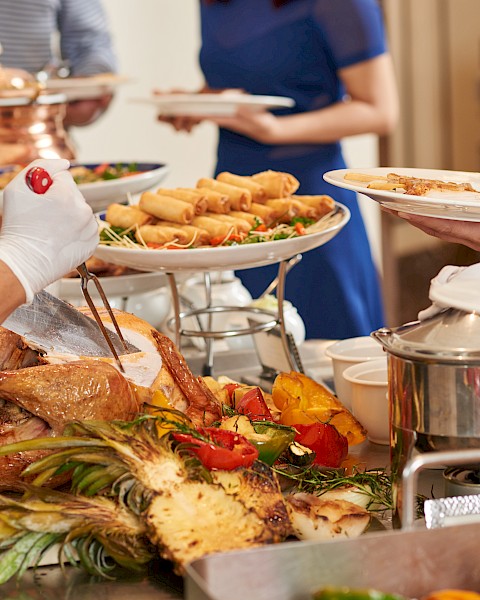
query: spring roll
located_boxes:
[197,177,252,211]
[291,194,336,218]
[265,198,296,222]
[289,199,318,220]
[228,210,262,227]
[216,172,266,203]
[156,188,208,215]
[136,224,191,246]
[251,170,300,198]
[204,212,252,234]
[249,202,275,223]
[196,187,231,214]
[192,216,233,239]
[105,203,154,229]
[155,220,211,246]
[139,191,194,224]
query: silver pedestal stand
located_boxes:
[165,259,297,376]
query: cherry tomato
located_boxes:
[235,387,273,421]
[25,167,53,194]
[172,427,258,470]
[293,422,348,468]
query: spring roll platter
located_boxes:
[94,168,351,272]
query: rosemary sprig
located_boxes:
[273,464,394,512]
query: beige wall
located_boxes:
[74,0,381,265]
[73,0,217,188]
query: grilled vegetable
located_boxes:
[294,422,348,468]
[219,415,295,465]
[172,426,259,470]
[313,588,407,600]
[284,441,316,467]
[272,371,366,445]
[234,386,273,421]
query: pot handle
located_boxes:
[370,327,393,350]
[402,448,480,530]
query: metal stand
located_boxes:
[166,259,298,376]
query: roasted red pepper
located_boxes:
[235,387,273,421]
[172,427,258,470]
[223,383,241,402]
[293,422,348,468]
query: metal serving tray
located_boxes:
[185,521,480,600]
[185,448,480,600]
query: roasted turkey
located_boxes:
[0,361,140,490]
[0,306,225,490]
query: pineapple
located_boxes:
[0,487,152,583]
[0,413,290,578]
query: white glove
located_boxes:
[0,158,99,303]
[418,263,480,320]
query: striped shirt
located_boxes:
[0,0,117,75]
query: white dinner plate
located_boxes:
[93,203,350,273]
[131,93,295,117]
[324,167,480,221]
[74,162,169,211]
[44,74,130,101]
[58,270,168,300]
[0,162,169,214]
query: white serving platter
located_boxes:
[324,167,480,221]
[93,203,350,273]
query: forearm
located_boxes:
[272,98,396,145]
[276,54,398,145]
[0,261,27,323]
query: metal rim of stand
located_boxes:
[165,259,297,376]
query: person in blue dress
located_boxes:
[162,0,399,340]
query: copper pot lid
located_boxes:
[372,308,480,363]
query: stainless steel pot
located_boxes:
[372,307,480,522]
[0,92,76,165]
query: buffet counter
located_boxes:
[0,341,448,600]
[2,439,391,600]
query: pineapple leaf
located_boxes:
[0,531,61,584]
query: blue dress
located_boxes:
[199,0,386,340]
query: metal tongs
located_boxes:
[75,263,130,371]
[25,166,129,372]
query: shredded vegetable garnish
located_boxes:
[97,208,341,251]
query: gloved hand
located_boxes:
[0,158,99,303]
[418,263,480,320]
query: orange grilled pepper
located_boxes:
[272,371,366,446]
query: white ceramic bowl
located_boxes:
[343,357,389,445]
[324,336,385,410]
